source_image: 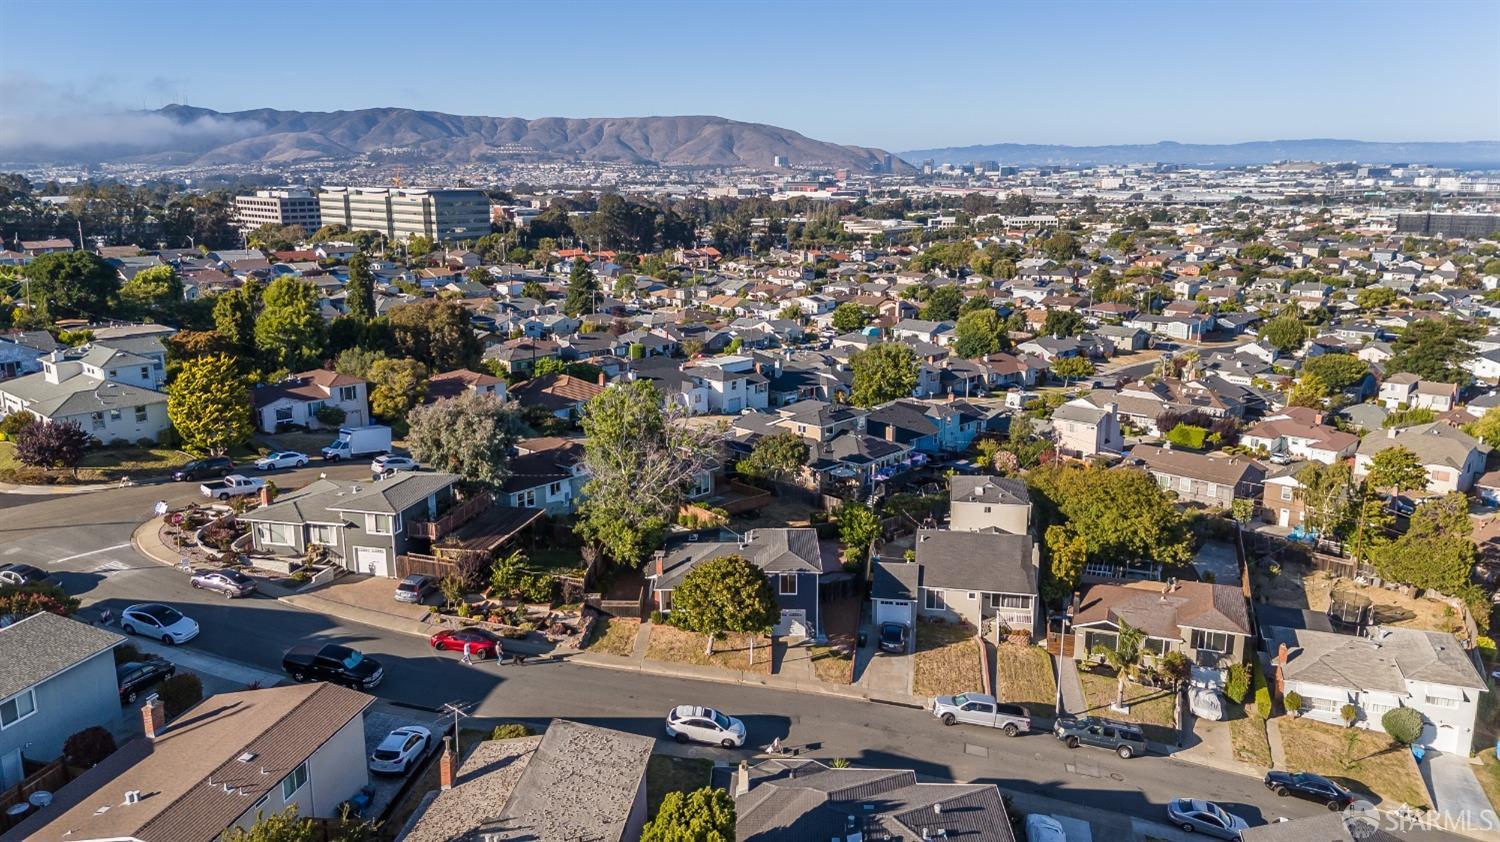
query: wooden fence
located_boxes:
[395,552,456,580]
[0,759,82,832]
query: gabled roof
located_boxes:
[949,475,1030,507]
[0,612,123,700]
[652,527,830,590]
[915,529,1035,595]
[1073,580,1251,639]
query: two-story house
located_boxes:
[252,369,370,432]
[1071,580,1251,679]
[1378,373,1459,411]
[948,475,1031,535]
[1052,398,1124,458]
[502,438,589,515]
[688,357,770,415]
[1353,423,1489,493]
[1130,444,1266,509]
[0,344,170,444]
[1241,408,1360,464]
[907,529,1040,641]
[863,399,984,455]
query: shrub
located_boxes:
[113,643,145,665]
[314,405,347,426]
[1340,703,1359,727]
[157,672,204,719]
[0,411,35,436]
[1381,707,1424,745]
[1284,691,1304,714]
[490,723,536,740]
[1252,661,1272,720]
[63,726,117,767]
[1478,635,1497,660]
[1165,424,1208,450]
[648,610,665,625]
[1224,663,1250,704]
[830,758,851,768]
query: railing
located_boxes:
[409,493,492,541]
[396,552,457,580]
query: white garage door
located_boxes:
[873,599,912,628]
[355,546,390,578]
[773,609,807,638]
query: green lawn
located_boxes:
[645,755,712,819]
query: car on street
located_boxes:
[1263,770,1354,810]
[117,657,176,704]
[395,574,437,604]
[1053,716,1147,758]
[429,627,505,660]
[172,457,235,482]
[1167,798,1249,840]
[369,725,431,775]
[200,474,265,500]
[665,705,746,748]
[190,569,257,598]
[120,603,200,645]
[254,451,309,471]
[371,454,419,478]
[878,621,909,653]
[931,693,1029,736]
[0,563,56,587]
[282,643,384,689]
[1189,687,1225,721]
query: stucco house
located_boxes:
[948,475,1031,535]
[1052,398,1124,458]
[0,344,170,444]
[1241,408,1359,465]
[1353,423,1488,493]
[252,369,370,433]
[913,528,1039,641]
[1130,444,1266,509]
[1071,580,1251,676]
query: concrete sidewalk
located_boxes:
[1055,653,1087,715]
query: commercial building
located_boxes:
[317,187,491,242]
[233,189,322,233]
[1395,212,1500,239]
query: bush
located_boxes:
[157,672,203,719]
[648,610,665,625]
[1252,661,1272,720]
[490,723,536,740]
[1478,635,1497,660]
[314,405,347,426]
[1340,703,1359,726]
[1224,663,1250,704]
[1165,424,1208,450]
[113,643,145,665]
[1284,691,1303,714]
[63,726,116,767]
[1381,706,1424,745]
[0,411,35,436]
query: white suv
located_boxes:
[665,705,746,748]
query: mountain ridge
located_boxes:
[900,138,1500,169]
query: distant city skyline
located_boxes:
[2,0,1497,152]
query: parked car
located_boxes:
[117,657,176,704]
[254,451,309,471]
[322,425,392,461]
[429,627,505,660]
[371,454,419,478]
[1167,798,1249,840]
[200,474,265,500]
[0,562,55,587]
[395,574,437,604]
[1189,687,1225,721]
[190,569,257,598]
[1053,716,1147,758]
[172,457,235,482]
[665,705,746,748]
[369,725,431,775]
[1024,814,1067,842]
[1390,495,1417,517]
[931,693,1029,736]
[1263,770,1354,810]
[878,621,909,654]
[282,643,384,689]
[120,603,200,645]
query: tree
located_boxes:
[119,265,182,317]
[737,431,806,483]
[671,555,779,656]
[1295,462,1356,540]
[836,501,881,567]
[576,381,720,566]
[1286,371,1330,408]
[334,347,387,379]
[952,309,1005,358]
[1028,464,1192,568]
[830,302,872,333]
[1041,309,1085,338]
[14,420,89,474]
[405,391,527,488]
[1368,445,1429,499]
[1224,663,1251,704]
[1300,353,1369,393]
[254,277,324,371]
[564,260,598,317]
[1356,286,1397,309]
[63,726,116,768]
[1388,317,1481,382]
[388,299,481,371]
[0,582,80,618]
[366,358,429,423]
[1371,493,1477,596]
[23,251,119,319]
[1091,619,1145,711]
[168,354,253,454]
[212,279,261,354]
[345,253,375,322]
[222,806,319,842]
[157,672,203,718]
[1043,524,1087,600]
[1381,706,1424,746]
[850,344,918,407]
[921,286,964,321]
[1261,317,1307,353]
[1041,231,1081,261]
[1052,356,1094,384]
[642,787,736,842]
[1467,406,1500,449]
[521,280,547,301]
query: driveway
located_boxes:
[1422,750,1494,824]
[853,626,913,698]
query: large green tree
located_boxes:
[1294,461,1357,540]
[1299,353,1369,393]
[212,279,262,354]
[367,357,429,423]
[737,431,807,483]
[387,299,481,372]
[1367,445,1429,498]
[254,277,324,372]
[1371,493,1477,596]
[1466,407,1500,449]
[344,253,375,322]
[167,353,253,455]
[1041,309,1085,338]
[1388,317,1481,382]
[850,343,918,407]
[1029,464,1192,569]
[952,309,1005,358]
[672,554,779,656]
[563,260,598,317]
[831,302,872,333]
[921,286,964,321]
[405,391,527,488]
[119,265,182,317]
[1052,356,1094,384]
[641,787,736,842]
[23,251,119,319]
[1261,317,1307,353]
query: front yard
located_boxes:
[1276,717,1429,809]
[809,644,854,684]
[1476,751,1500,816]
[0,440,191,484]
[1077,671,1177,744]
[645,755,713,820]
[994,644,1056,718]
[1228,704,1274,769]
[582,617,640,657]
[644,623,772,674]
[911,621,983,698]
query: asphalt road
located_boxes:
[2,474,1471,840]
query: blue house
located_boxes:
[646,528,842,639]
[864,399,984,454]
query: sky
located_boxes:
[2,0,1498,153]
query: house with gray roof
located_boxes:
[949,475,1031,535]
[0,342,170,444]
[1129,444,1265,508]
[0,329,56,381]
[1353,422,1488,493]
[913,528,1039,641]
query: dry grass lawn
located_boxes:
[646,755,713,820]
[810,644,854,684]
[644,624,772,674]
[1078,671,1177,744]
[1476,751,1500,816]
[584,617,640,657]
[1228,704,1274,769]
[1277,717,1429,808]
[994,644,1056,718]
[1254,563,1466,636]
[912,622,983,698]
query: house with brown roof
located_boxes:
[508,373,605,423]
[1240,407,1358,465]
[1128,444,1265,509]
[1071,580,1252,673]
[424,368,507,404]
[252,369,370,432]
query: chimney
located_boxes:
[1274,642,1289,697]
[884,424,896,442]
[597,371,606,386]
[654,550,665,577]
[258,484,274,507]
[439,736,456,791]
[142,698,165,739]
[735,760,751,797]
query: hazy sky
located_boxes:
[3,0,1497,152]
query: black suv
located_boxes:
[172,457,235,482]
[117,658,176,704]
[1053,715,1148,759]
[282,643,384,689]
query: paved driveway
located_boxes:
[853,626,914,698]
[1422,750,1493,824]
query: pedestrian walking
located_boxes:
[99,608,113,626]
[461,642,474,665]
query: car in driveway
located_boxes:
[254,451,309,471]
[117,657,176,704]
[395,574,436,604]
[665,705,746,748]
[0,563,55,587]
[931,693,1029,736]
[1167,798,1249,839]
[1263,770,1354,810]
[190,568,257,598]
[878,622,909,654]
[429,627,505,660]
[370,725,431,775]
[120,603,200,645]
[172,457,235,482]
[371,454,418,478]
[282,643,384,690]
[1053,716,1147,758]
[1189,687,1225,721]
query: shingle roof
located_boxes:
[0,612,123,700]
[1355,422,1487,468]
[915,529,1036,595]
[949,475,1030,506]
[653,527,829,590]
[871,560,921,601]
[1268,625,1485,694]
[1073,580,1251,639]
[329,471,460,515]
[1130,444,1263,486]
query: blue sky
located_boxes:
[2,0,1497,152]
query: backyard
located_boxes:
[1078,671,1177,744]
[1253,558,1467,636]
[912,621,983,698]
[583,617,640,657]
[1276,717,1428,809]
[644,623,772,674]
[993,644,1056,719]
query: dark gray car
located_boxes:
[1053,715,1148,758]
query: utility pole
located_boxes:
[441,702,470,759]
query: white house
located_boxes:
[252,369,370,433]
[688,356,769,415]
[1051,398,1124,458]
[0,345,170,444]
[1353,423,1488,493]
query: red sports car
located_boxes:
[429,627,505,659]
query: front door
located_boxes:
[1278,508,1290,527]
[355,546,390,577]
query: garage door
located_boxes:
[873,599,912,628]
[774,609,807,638]
[355,546,390,578]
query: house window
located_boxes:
[779,573,797,596]
[109,409,122,422]
[339,386,358,402]
[280,762,308,801]
[307,524,337,546]
[924,589,947,611]
[135,405,148,423]
[1280,486,1293,500]
[1362,699,1394,720]
[983,506,992,513]
[549,482,561,495]
[0,689,36,729]
[987,593,1030,610]
[1424,694,1459,709]
[275,407,294,423]
[1085,630,1118,652]
[91,412,105,429]
[139,366,149,380]
[365,514,394,535]
[1190,629,1230,654]
[1302,695,1339,715]
[256,523,295,546]
[517,489,538,508]
[1143,637,1172,657]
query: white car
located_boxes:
[120,603,200,645]
[371,454,418,477]
[1189,687,1225,721]
[369,725,431,775]
[665,705,746,748]
[255,451,308,471]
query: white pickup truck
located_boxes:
[200,474,265,500]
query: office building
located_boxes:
[1396,212,1500,239]
[317,187,491,242]
[233,189,322,233]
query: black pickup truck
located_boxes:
[282,643,384,690]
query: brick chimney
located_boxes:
[1274,642,1289,696]
[734,760,751,797]
[654,550,665,577]
[439,736,456,791]
[597,372,606,386]
[142,698,165,739]
[884,424,896,442]
[258,484,274,507]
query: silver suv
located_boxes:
[931,692,1030,736]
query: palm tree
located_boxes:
[1091,620,1146,711]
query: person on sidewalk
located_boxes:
[462,642,474,665]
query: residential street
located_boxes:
[1,479,1472,840]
